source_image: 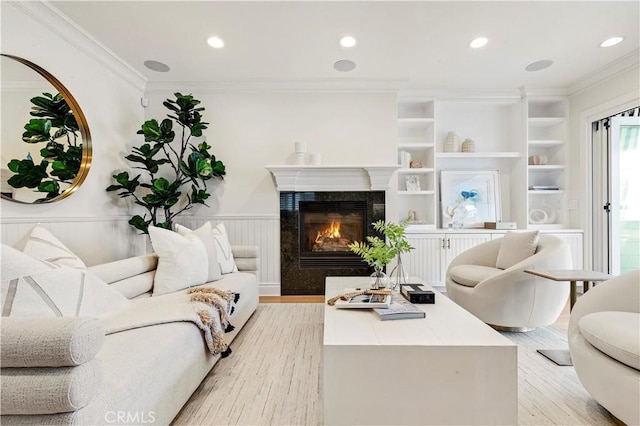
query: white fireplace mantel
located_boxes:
[265,165,399,192]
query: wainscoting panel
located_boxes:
[0,217,145,266]
[175,215,281,295]
[2,215,282,295]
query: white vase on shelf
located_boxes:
[444,132,459,152]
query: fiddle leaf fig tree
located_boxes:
[107,93,225,234]
[6,92,82,201]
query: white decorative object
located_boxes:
[295,153,307,165]
[308,153,322,165]
[294,141,306,154]
[528,155,548,165]
[528,205,556,224]
[461,138,475,152]
[444,131,459,152]
[405,175,421,191]
[399,151,411,168]
[294,141,307,165]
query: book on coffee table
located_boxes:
[334,289,392,309]
[373,295,426,320]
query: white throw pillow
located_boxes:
[1,244,53,281]
[148,226,209,296]
[21,225,87,269]
[495,230,540,270]
[211,222,238,274]
[175,222,222,282]
[2,266,129,317]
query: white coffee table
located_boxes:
[323,277,517,425]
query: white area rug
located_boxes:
[173,304,616,426]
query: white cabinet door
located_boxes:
[405,233,493,284]
[405,234,444,283]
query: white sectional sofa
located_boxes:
[1,246,259,426]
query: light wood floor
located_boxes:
[175,301,616,426]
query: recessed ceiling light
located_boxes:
[334,60,356,72]
[207,36,225,48]
[143,60,170,72]
[340,35,357,48]
[469,37,488,49]
[600,37,623,47]
[525,59,553,72]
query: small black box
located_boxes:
[400,284,435,304]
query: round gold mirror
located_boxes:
[1,54,91,203]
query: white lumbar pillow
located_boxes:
[148,226,208,296]
[211,222,238,274]
[495,230,540,270]
[174,222,222,282]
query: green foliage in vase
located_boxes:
[372,219,414,255]
[106,93,225,234]
[348,219,415,269]
[6,92,82,201]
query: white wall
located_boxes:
[568,65,640,266]
[143,91,398,216]
[0,2,146,264]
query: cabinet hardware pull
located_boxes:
[447,238,451,249]
[442,238,446,249]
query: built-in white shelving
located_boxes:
[396,99,436,229]
[526,97,568,228]
[393,94,581,284]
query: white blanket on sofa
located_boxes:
[102,287,237,357]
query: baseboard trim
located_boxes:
[259,283,281,296]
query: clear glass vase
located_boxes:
[369,266,389,290]
[389,255,408,291]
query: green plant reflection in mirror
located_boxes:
[1,54,92,203]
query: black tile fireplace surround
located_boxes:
[280,191,385,295]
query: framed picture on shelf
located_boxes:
[405,175,421,192]
[440,170,501,228]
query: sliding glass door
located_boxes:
[594,114,640,274]
[610,117,640,274]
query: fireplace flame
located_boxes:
[315,221,341,243]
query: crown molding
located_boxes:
[10,1,147,92]
[568,49,640,97]
[519,86,570,98]
[144,79,404,94]
[398,87,523,100]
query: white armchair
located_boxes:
[445,234,572,330]
[568,270,640,425]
